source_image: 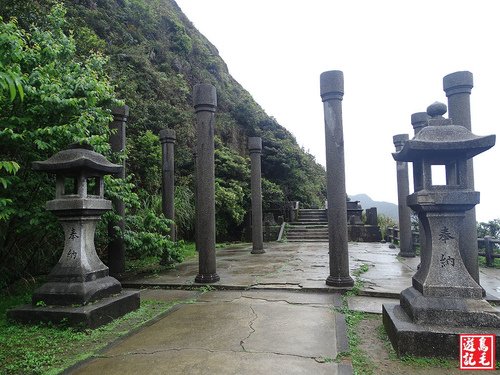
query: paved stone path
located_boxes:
[71,289,350,374]
[69,241,500,374]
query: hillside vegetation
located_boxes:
[0,0,326,287]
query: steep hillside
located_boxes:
[1,0,326,231]
[66,0,327,206]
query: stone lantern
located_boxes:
[8,144,140,328]
[383,102,499,358]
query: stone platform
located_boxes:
[383,303,500,359]
[67,241,500,374]
[8,290,140,329]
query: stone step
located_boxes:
[298,216,327,221]
[287,238,328,242]
[287,229,328,234]
[298,212,327,217]
[287,236,328,240]
[290,221,328,225]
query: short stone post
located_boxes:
[160,128,176,242]
[193,84,219,283]
[443,71,479,284]
[320,70,354,288]
[484,236,494,267]
[365,207,378,226]
[393,134,414,257]
[248,137,264,254]
[108,106,128,276]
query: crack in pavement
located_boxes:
[95,347,332,364]
[239,305,257,352]
[239,295,331,308]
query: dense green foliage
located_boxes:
[0,0,327,287]
[0,4,118,287]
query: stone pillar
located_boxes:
[248,137,264,254]
[393,134,414,257]
[411,112,429,261]
[410,112,429,136]
[443,71,479,285]
[193,84,219,283]
[108,105,128,276]
[320,70,354,288]
[160,128,176,242]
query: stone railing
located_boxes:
[385,226,500,267]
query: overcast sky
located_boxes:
[175,0,499,222]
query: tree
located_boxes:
[0,4,116,287]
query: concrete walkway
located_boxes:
[69,241,500,374]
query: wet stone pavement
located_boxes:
[68,241,500,374]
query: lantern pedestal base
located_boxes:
[8,289,140,329]
[32,275,122,306]
[383,303,500,359]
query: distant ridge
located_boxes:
[349,193,399,221]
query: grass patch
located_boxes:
[478,252,500,268]
[124,241,197,277]
[335,305,376,375]
[334,263,376,374]
[0,283,183,375]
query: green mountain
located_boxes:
[0,0,326,244]
[349,193,399,221]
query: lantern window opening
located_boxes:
[63,176,79,197]
[86,176,102,198]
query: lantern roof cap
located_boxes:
[33,143,122,175]
[393,102,495,162]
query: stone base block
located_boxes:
[383,303,500,359]
[195,273,220,283]
[32,276,122,306]
[8,289,140,329]
[401,287,500,327]
[326,275,354,288]
[348,225,382,242]
[251,248,265,254]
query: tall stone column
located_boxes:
[410,112,429,136]
[248,137,264,254]
[193,84,219,283]
[108,105,128,276]
[160,128,176,242]
[443,71,479,284]
[411,112,429,262]
[393,134,414,257]
[320,70,354,288]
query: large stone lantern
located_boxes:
[383,102,499,358]
[8,144,140,328]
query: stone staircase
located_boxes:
[286,209,328,242]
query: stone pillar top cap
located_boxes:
[112,105,129,117]
[159,128,176,142]
[443,71,473,96]
[411,112,430,125]
[320,70,344,101]
[393,133,409,146]
[193,83,217,109]
[248,137,262,152]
